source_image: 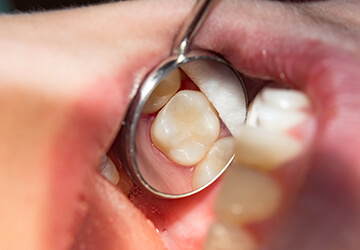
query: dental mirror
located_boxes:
[119,0,247,198]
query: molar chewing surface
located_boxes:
[151,90,220,166]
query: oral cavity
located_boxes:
[205,87,313,249]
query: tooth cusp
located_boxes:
[151,90,220,166]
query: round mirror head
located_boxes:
[120,51,247,198]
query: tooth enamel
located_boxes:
[247,87,310,131]
[192,137,235,189]
[181,60,246,136]
[99,156,120,185]
[151,90,220,166]
[261,88,310,110]
[205,222,257,250]
[215,164,282,225]
[142,68,181,114]
[234,126,302,170]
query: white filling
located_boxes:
[99,156,120,185]
[192,137,235,189]
[181,60,247,136]
[215,163,282,225]
[142,68,181,114]
[151,90,220,166]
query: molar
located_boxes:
[151,90,220,166]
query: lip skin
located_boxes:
[1,0,360,250]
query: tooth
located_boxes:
[215,164,282,225]
[181,60,247,136]
[234,126,302,170]
[205,222,257,250]
[192,137,235,189]
[142,68,181,114]
[151,90,220,166]
[247,87,310,131]
[99,156,120,185]
[261,88,310,110]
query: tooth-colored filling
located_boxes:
[215,163,282,225]
[142,68,181,114]
[204,221,257,250]
[192,137,235,189]
[151,90,220,166]
[99,156,120,185]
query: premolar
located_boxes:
[192,137,235,189]
[215,163,282,225]
[151,90,220,166]
[142,68,181,114]
[99,156,120,185]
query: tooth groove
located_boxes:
[151,90,220,166]
[215,164,282,225]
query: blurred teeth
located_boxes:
[205,222,257,250]
[215,163,282,225]
[99,156,120,185]
[234,126,302,170]
[192,137,235,189]
[142,68,181,114]
[151,90,220,166]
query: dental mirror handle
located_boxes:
[171,0,217,56]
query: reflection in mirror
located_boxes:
[133,58,247,195]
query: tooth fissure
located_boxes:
[151,90,220,166]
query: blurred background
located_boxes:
[0,0,111,12]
